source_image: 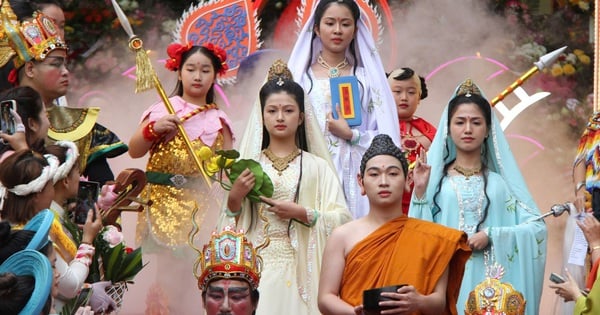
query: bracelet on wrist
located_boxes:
[225,207,241,217]
[293,208,319,227]
[305,208,319,227]
[349,129,360,145]
[142,121,161,142]
[591,245,600,253]
[412,195,427,205]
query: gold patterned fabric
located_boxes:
[136,133,224,248]
[46,106,127,173]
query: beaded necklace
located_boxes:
[317,54,349,78]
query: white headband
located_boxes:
[52,141,79,184]
[8,154,59,196]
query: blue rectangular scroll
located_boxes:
[330,76,362,127]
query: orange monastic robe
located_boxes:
[340,216,471,315]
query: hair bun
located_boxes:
[267,59,294,81]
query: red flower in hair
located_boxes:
[165,42,192,71]
[203,43,228,75]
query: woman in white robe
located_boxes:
[219,61,351,315]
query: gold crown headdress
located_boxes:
[464,264,526,315]
[196,227,263,291]
[455,79,482,98]
[267,59,293,82]
[0,1,67,68]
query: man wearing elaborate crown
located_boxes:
[196,228,262,315]
[465,264,526,315]
[319,134,471,315]
[0,1,127,184]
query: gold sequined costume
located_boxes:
[136,96,232,250]
[137,133,223,249]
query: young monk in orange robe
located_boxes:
[318,135,471,315]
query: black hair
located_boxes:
[32,0,64,10]
[432,93,492,232]
[258,77,308,151]
[388,67,428,100]
[8,0,36,20]
[0,150,50,225]
[6,0,64,21]
[0,86,46,154]
[0,221,36,264]
[0,273,35,314]
[359,134,409,178]
[306,0,360,94]
[170,46,225,104]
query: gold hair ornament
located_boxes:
[456,79,482,98]
[267,59,293,81]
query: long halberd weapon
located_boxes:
[491,46,567,106]
[110,0,211,186]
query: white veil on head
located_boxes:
[237,60,333,167]
[423,79,540,216]
[220,59,334,232]
[289,0,381,79]
[287,0,400,146]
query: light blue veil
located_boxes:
[421,80,540,218]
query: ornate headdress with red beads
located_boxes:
[0,0,67,69]
[196,227,262,291]
[164,41,229,76]
[170,0,261,84]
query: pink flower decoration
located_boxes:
[102,225,124,248]
[97,184,118,210]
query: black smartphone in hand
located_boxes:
[73,181,100,225]
[549,272,565,284]
[0,100,16,135]
[75,287,92,307]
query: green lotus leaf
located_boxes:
[228,159,274,203]
[216,149,240,159]
[230,159,264,190]
[259,172,274,198]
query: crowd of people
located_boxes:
[0,0,599,314]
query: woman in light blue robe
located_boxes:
[409,79,547,315]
